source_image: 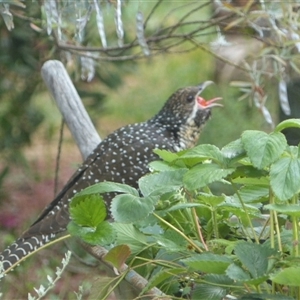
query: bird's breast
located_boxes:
[175,123,204,151]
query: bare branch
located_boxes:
[41,60,101,159]
[81,243,169,299]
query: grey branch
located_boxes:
[41,60,101,159]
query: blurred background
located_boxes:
[0,0,299,298]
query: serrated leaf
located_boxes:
[67,220,115,245]
[70,194,107,227]
[179,144,225,165]
[275,118,300,132]
[165,202,203,212]
[138,168,186,197]
[153,149,179,162]
[112,223,148,254]
[156,230,188,252]
[271,267,300,286]
[143,267,186,294]
[218,202,260,218]
[191,284,227,300]
[270,156,300,201]
[111,194,158,223]
[231,165,268,179]
[183,163,234,191]
[233,176,269,186]
[221,138,246,160]
[264,204,300,216]
[226,263,251,281]
[103,244,131,269]
[155,236,187,252]
[148,160,177,172]
[233,185,269,204]
[234,242,277,278]
[198,193,225,207]
[182,253,232,274]
[191,275,232,300]
[77,181,139,197]
[241,131,287,169]
[244,276,270,286]
[239,294,294,300]
[226,269,268,285]
[89,276,119,300]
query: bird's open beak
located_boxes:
[196,81,223,109]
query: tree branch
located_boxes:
[41,60,101,159]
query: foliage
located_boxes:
[59,118,300,299]
[2,1,300,127]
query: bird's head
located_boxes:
[154,81,222,129]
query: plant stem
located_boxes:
[211,207,219,240]
[191,206,209,251]
[166,212,185,232]
[291,195,299,257]
[230,180,259,244]
[269,188,275,249]
[153,212,203,253]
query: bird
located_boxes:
[0,81,222,272]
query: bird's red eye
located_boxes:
[187,95,194,103]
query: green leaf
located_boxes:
[76,181,139,197]
[221,138,246,160]
[192,284,227,300]
[191,275,233,300]
[271,267,300,286]
[198,193,225,207]
[264,204,300,216]
[153,149,179,162]
[111,194,158,223]
[270,156,300,201]
[231,165,268,179]
[218,202,260,219]
[156,229,188,251]
[234,242,277,278]
[227,266,269,285]
[239,294,294,300]
[233,176,269,186]
[138,168,186,197]
[67,220,115,245]
[179,144,225,165]
[183,163,234,191]
[275,118,300,132]
[165,202,203,212]
[112,223,148,254]
[182,253,232,274]
[148,160,178,172]
[233,185,269,204]
[241,130,287,169]
[103,244,131,269]
[69,194,107,227]
[226,263,251,281]
[155,236,187,252]
[143,267,186,294]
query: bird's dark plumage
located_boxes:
[0,82,221,271]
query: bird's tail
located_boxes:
[0,233,57,272]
